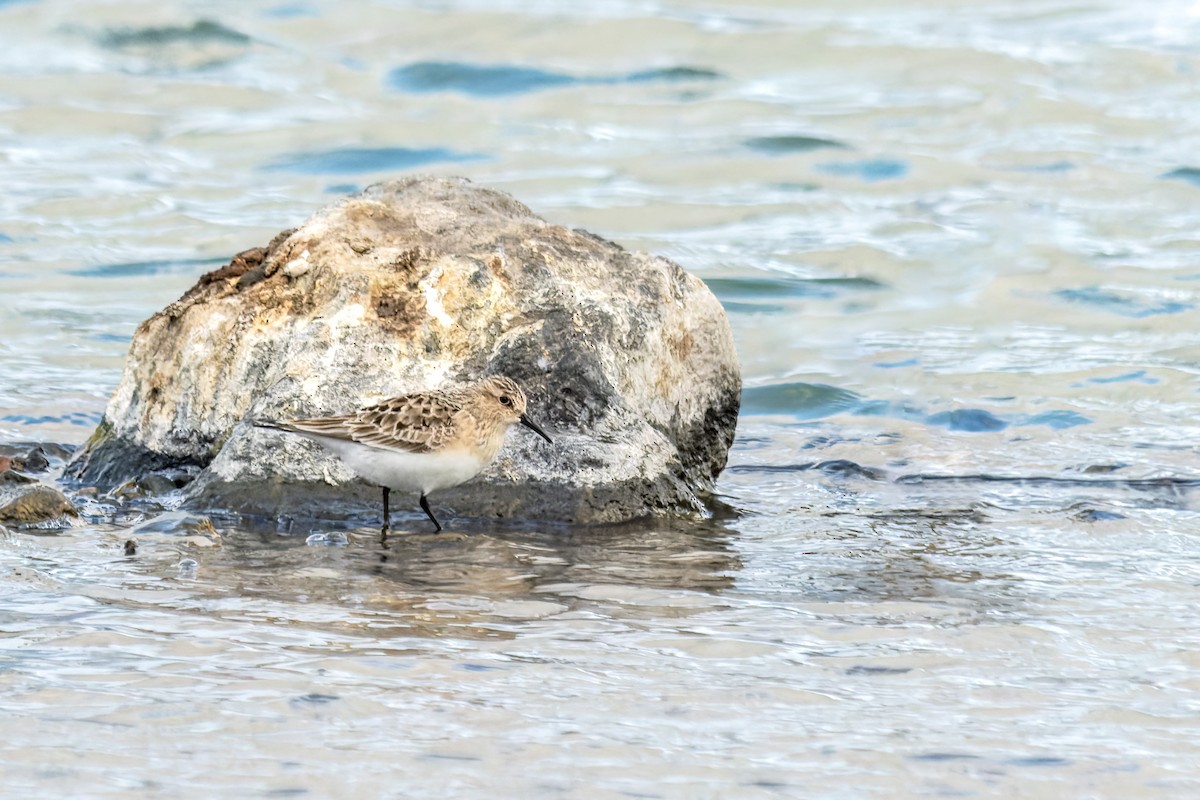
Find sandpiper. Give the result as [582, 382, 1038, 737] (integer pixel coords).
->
[259, 376, 552, 531]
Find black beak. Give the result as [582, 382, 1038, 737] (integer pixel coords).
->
[520, 413, 553, 444]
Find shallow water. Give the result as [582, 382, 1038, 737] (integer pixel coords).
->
[5, 0, 1200, 796]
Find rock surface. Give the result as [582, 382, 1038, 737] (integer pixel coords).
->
[0, 442, 71, 475]
[66, 176, 741, 524]
[0, 444, 77, 528]
[0, 478, 77, 528]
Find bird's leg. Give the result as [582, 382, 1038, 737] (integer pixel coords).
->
[381, 486, 391, 533]
[419, 493, 443, 532]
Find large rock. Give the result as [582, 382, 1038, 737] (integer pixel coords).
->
[66, 177, 741, 524]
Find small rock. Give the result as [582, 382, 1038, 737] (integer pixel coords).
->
[178, 517, 223, 548]
[0, 483, 78, 527]
[137, 473, 179, 496]
[0, 442, 71, 474]
[109, 479, 144, 501]
[21, 448, 50, 473]
[130, 512, 220, 540]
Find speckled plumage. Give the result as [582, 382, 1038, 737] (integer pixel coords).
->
[260, 376, 552, 531]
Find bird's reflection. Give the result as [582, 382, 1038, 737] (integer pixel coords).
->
[367, 514, 740, 595]
[174, 513, 742, 640]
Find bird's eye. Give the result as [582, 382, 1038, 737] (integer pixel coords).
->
[499, 395, 512, 407]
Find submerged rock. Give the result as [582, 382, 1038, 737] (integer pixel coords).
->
[0, 442, 71, 475]
[66, 176, 741, 524]
[0, 481, 77, 528]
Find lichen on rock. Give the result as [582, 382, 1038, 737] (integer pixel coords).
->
[66, 176, 741, 525]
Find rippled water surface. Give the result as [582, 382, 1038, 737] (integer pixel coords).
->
[5, 0, 1200, 796]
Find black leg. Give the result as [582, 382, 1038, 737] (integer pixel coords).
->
[381, 486, 391, 531]
[419, 493, 442, 532]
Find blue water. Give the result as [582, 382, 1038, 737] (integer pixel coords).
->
[264, 146, 485, 175]
[387, 61, 722, 96]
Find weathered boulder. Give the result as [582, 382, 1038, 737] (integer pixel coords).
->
[66, 176, 741, 524]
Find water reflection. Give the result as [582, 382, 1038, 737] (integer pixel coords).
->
[735, 497, 1020, 615]
[326, 515, 736, 594]
[808, 506, 1011, 603]
[80, 515, 744, 640]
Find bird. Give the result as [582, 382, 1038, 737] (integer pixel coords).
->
[258, 375, 552, 531]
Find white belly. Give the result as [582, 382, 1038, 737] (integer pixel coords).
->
[305, 435, 485, 494]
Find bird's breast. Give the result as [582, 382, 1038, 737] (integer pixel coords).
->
[310, 436, 485, 494]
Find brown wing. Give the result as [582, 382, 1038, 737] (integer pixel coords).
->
[285, 389, 466, 454]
